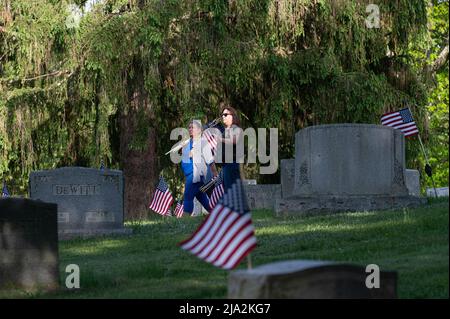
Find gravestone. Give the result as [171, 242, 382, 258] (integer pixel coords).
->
[405, 169, 421, 197]
[29, 167, 131, 239]
[244, 184, 281, 210]
[0, 198, 59, 291]
[426, 187, 449, 198]
[276, 124, 425, 215]
[280, 159, 295, 198]
[228, 260, 397, 299]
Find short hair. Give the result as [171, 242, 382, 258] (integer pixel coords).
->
[189, 119, 202, 129]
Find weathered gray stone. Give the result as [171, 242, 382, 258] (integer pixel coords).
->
[29, 167, 131, 239]
[228, 260, 397, 299]
[244, 184, 281, 210]
[280, 159, 295, 198]
[293, 124, 408, 196]
[276, 195, 426, 216]
[405, 169, 421, 197]
[0, 198, 59, 291]
[426, 187, 449, 198]
[277, 124, 425, 215]
[243, 179, 257, 185]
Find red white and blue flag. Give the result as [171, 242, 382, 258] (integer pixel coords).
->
[174, 201, 184, 218]
[203, 128, 219, 155]
[179, 179, 257, 270]
[380, 108, 419, 137]
[209, 173, 225, 209]
[149, 176, 174, 216]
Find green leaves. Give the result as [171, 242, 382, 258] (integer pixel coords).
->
[1, 0, 446, 193]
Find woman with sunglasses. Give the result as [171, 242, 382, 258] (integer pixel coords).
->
[217, 103, 243, 192]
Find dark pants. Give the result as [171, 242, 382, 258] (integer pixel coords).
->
[222, 163, 240, 193]
[183, 174, 211, 214]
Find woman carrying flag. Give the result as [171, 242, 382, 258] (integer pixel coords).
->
[181, 120, 218, 216]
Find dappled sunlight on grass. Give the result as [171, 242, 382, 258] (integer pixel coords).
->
[255, 213, 417, 237]
[61, 238, 130, 256]
[19, 199, 447, 299]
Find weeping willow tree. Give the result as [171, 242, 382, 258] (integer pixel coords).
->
[1, 0, 445, 219]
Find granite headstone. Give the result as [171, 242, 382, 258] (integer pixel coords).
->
[276, 124, 425, 215]
[29, 167, 131, 239]
[228, 260, 397, 299]
[0, 198, 59, 291]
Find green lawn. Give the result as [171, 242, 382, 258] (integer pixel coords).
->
[5, 199, 449, 299]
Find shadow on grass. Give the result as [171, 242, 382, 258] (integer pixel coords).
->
[17, 200, 448, 299]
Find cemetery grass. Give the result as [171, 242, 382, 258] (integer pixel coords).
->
[8, 199, 450, 299]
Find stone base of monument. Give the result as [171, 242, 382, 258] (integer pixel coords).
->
[0, 198, 59, 292]
[228, 260, 397, 299]
[58, 228, 133, 240]
[275, 195, 426, 216]
[244, 184, 281, 211]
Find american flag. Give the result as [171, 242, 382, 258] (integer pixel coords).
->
[380, 108, 419, 137]
[2, 181, 9, 198]
[209, 173, 225, 209]
[174, 201, 184, 218]
[203, 128, 220, 155]
[149, 176, 174, 216]
[179, 179, 257, 270]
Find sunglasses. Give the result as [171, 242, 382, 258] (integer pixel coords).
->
[222, 113, 232, 117]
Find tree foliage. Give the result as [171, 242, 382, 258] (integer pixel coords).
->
[0, 0, 447, 214]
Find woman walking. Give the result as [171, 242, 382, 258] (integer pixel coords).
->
[217, 103, 243, 192]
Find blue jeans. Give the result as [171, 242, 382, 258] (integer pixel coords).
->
[222, 163, 240, 193]
[183, 174, 211, 214]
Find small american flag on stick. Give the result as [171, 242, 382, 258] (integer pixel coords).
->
[380, 108, 419, 137]
[179, 179, 257, 270]
[149, 176, 174, 216]
[203, 128, 221, 155]
[209, 173, 225, 210]
[174, 201, 184, 218]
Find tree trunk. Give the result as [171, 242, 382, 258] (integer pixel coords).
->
[120, 59, 158, 220]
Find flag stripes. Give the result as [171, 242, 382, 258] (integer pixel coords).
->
[381, 108, 419, 137]
[209, 183, 224, 209]
[203, 128, 219, 155]
[174, 201, 184, 218]
[149, 176, 174, 216]
[179, 179, 257, 270]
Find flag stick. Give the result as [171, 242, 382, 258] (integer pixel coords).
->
[417, 134, 438, 198]
[405, 102, 438, 198]
[247, 254, 253, 270]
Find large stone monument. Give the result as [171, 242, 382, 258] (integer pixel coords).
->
[0, 198, 59, 291]
[228, 260, 397, 299]
[276, 124, 425, 215]
[29, 167, 131, 239]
